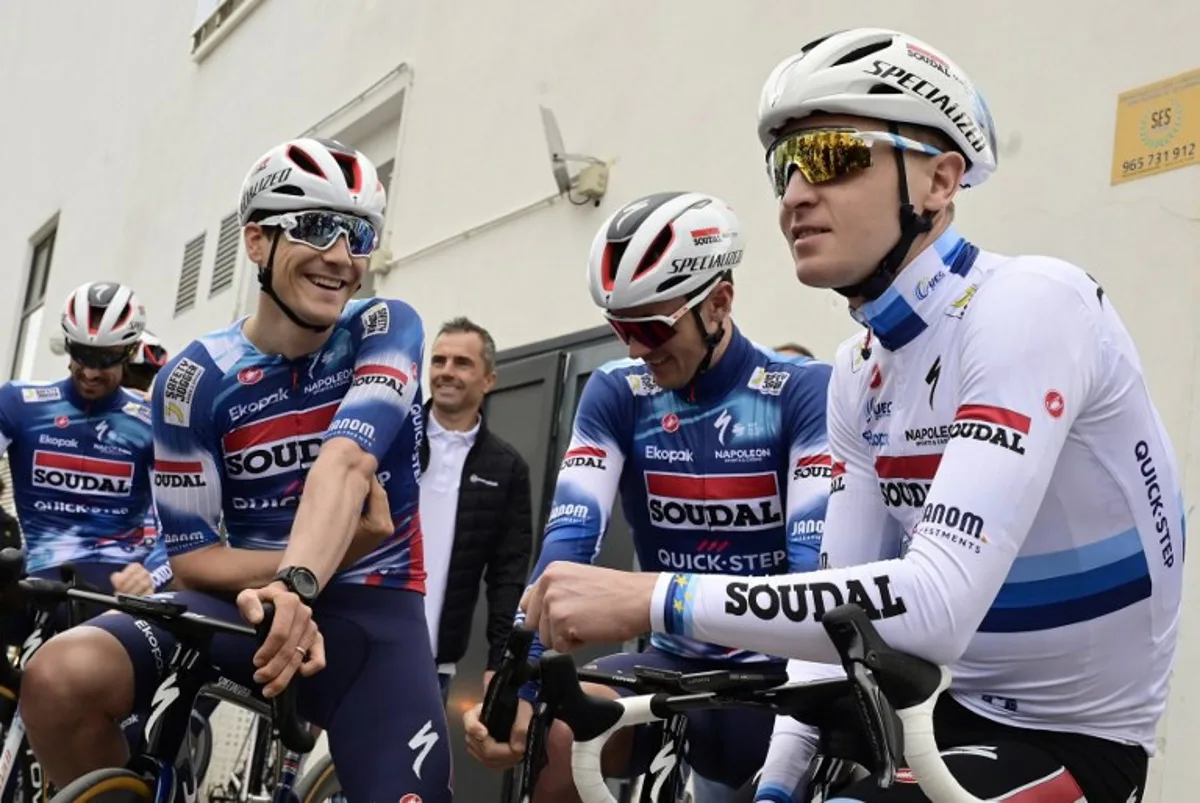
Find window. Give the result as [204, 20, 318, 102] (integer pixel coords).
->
[192, 0, 266, 60]
[210, 212, 240, 297]
[175, 233, 206, 316]
[11, 224, 56, 380]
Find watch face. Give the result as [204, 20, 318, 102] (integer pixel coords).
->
[288, 569, 319, 600]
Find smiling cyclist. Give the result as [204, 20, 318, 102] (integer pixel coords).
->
[519, 29, 1183, 803]
[19, 138, 451, 802]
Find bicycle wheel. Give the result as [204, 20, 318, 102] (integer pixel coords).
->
[49, 768, 152, 802]
[188, 708, 214, 785]
[292, 754, 343, 803]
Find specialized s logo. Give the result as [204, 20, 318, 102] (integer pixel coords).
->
[222, 402, 338, 478]
[408, 720, 439, 780]
[924, 356, 941, 408]
[950, 404, 1030, 455]
[561, 445, 606, 470]
[32, 451, 134, 497]
[646, 472, 782, 531]
[714, 409, 733, 445]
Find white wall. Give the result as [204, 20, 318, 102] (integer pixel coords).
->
[1, 0, 1198, 797]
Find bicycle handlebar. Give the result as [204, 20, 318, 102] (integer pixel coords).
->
[498, 604, 986, 803]
[0, 547, 315, 754]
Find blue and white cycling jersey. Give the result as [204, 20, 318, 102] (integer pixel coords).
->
[0, 377, 164, 578]
[527, 326, 832, 661]
[150, 298, 427, 590]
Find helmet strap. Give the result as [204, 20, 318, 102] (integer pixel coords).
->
[683, 306, 725, 392]
[257, 230, 333, 334]
[834, 122, 934, 302]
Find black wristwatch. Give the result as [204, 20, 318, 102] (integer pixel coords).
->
[272, 566, 320, 605]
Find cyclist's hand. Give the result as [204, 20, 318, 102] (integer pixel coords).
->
[339, 476, 392, 570]
[110, 563, 155, 596]
[463, 698, 532, 770]
[237, 581, 326, 698]
[522, 562, 655, 652]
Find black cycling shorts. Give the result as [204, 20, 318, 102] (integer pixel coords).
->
[829, 696, 1146, 803]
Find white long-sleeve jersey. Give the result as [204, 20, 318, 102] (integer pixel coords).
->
[654, 229, 1183, 758]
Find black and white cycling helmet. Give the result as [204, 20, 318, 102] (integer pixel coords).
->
[587, 192, 744, 311]
[60, 282, 146, 348]
[757, 28, 998, 188]
[238, 137, 386, 231]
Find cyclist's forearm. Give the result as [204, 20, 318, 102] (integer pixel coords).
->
[279, 438, 374, 589]
[170, 546, 283, 592]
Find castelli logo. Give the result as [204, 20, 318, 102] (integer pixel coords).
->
[662, 413, 680, 433]
[1044, 390, 1064, 419]
[55, 415, 69, 428]
[237, 367, 264, 386]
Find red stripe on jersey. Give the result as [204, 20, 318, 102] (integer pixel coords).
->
[353, 363, 409, 383]
[155, 460, 203, 473]
[954, 404, 1031, 434]
[34, 451, 133, 478]
[565, 446, 606, 459]
[1001, 766, 1084, 802]
[795, 453, 831, 468]
[222, 402, 339, 453]
[875, 454, 942, 479]
[646, 472, 778, 500]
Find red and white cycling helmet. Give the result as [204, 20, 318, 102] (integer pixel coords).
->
[130, 331, 168, 369]
[237, 137, 387, 231]
[587, 192, 744, 312]
[60, 282, 146, 348]
[757, 28, 998, 188]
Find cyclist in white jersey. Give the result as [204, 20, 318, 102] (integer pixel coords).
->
[520, 28, 1183, 803]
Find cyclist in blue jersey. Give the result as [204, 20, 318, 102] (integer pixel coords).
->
[0, 281, 168, 600]
[464, 192, 832, 803]
[21, 138, 452, 802]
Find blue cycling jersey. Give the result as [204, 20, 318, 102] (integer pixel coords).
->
[0, 377, 166, 578]
[526, 327, 832, 661]
[150, 298, 426, 590]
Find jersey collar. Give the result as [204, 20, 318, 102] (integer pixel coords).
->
[61, 376, 125, 412]
[850, 227, 979, 351]
[682, 325, 752, 404]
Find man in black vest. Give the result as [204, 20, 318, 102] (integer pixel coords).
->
[419, 317, 533, 703]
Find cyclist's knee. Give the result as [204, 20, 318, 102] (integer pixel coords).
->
[23, 625, 134, 728]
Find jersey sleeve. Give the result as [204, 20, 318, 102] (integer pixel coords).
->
[781, 361, 833, 571]
[152, 353, 225, 556]
[517, 369, 627, 698]
[324, 299, 424, 461]
[525, 369, 627, 582]
[650, 268, 1103, 667]
[821, 349, 904, 569]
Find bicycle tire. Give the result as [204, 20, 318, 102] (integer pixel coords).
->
[188, 709, 213, 785]
[292, 754, 341, 803]
[48, 768, 151, 803]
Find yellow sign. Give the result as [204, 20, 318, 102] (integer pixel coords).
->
[1111, 68, 1200, 184]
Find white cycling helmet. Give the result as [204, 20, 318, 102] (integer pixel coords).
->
[61, 282, 146, 348]
[130, 330, 168, 368]
[757, 28, 998, 188]
[237, 137, 386, 231]
[587, 192, 744, 311]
